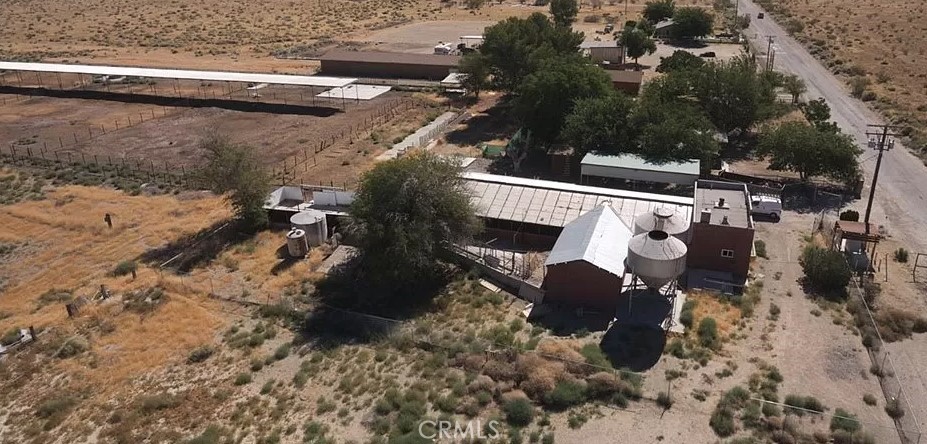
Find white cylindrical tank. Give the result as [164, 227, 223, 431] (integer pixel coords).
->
[290, 210, 328, 247]
[626, 230, 687, 289]
[633, 207, 690, 242]
[286, 228, 309, 258]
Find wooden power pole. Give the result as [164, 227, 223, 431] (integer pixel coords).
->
[863, 124, 901, 234]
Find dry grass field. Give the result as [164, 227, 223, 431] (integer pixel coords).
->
[755, 0, 927, 154]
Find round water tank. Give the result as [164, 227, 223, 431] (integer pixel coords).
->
[286, 228, 309, 258]
[290, 210, 328, 247]
[634, 207, 690, 241]
[626, 230, 687, 289]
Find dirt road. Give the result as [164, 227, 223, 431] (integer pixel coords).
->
[739, 0, 927, 254]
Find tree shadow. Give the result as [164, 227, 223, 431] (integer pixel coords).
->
[295, 255, 454, 348]
[136, 219, 255, 272]
[665, 39, 709, 49]
[599, 324, 666, 372]
[444, 103, 515, 147]
[528, 308, 613, 336]
[781, 183, 852, 213]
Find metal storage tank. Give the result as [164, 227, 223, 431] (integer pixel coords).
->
[626, 230, 687, 289]
[290, 210, 328, 247]
[286, 228, 309, 258]
[633, 207, 690, 242]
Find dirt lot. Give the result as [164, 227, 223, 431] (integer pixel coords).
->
[754, 0, 927, 153]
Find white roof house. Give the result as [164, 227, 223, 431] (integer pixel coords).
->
[545, 203, 633, 277]
[580, 153, 700, 186]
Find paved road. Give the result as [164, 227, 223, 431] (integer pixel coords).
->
[738, 0, 927, 253]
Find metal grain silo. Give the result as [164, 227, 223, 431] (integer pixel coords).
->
[626, 230, 687, 289]
[633, 207, 690, 242]
[286, 228, 309, 258]
[290, 210, 328, 247]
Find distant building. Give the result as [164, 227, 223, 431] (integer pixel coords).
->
[606, 70, 644, 95]
[687, 180, 755, 291]
[581, 41, 626, 65]
[317, 50, 461, 80]
[580, 153, 700, 186]
[653, 19, 677, 39]
[543, 203, 633, 312]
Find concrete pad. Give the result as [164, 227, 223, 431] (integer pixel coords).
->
[316, 84, 391, 100]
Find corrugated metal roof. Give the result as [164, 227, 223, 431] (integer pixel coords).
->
[0, 61, 356, 88]
[462, 172, 692, 228]
[581, 153, 700, 176]
[318, 50, 461, 67]
[607, 70, 644, 84]
[545, 203, 633, 276]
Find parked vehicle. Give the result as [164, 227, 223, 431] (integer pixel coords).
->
[757, 12, 765, 19]
[699, 51, 717, 58]
[751, 195, 782, 221]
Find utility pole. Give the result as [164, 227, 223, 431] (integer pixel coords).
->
[765, 36, 775, 71]
[863, 124, 901, 234]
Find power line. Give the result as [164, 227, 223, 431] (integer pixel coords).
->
[863, 124, 901, 234]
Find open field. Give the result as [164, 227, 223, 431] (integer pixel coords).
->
[753, 0, 927, 154]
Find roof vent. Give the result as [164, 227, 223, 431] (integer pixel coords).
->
[721, 215, 730, 225]
[700, 209, 711, 224]
[716, 197, 728, 209]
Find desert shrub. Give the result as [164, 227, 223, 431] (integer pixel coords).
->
[894, 248, 909, 263]
[544, 380, 587, 410]
[434, 394, 458, 413]
[0, 328, 21, 346]
[679, 300, 696, 329]
[769, 303, 781, 319]
[656, 391, 673, 409]
[800, 246, 851, 297]
[583, 14, 601, 23]
[849, 76, 869, 98]
[710, 408, 736, 437]
[586, 372, 623, 399]
[754, 240, 768, 259]
[830, 408, 860, 433]
[863, 394, 877, 406]
[139, 393, 179, 412]
[234, 372, 252, 386]
[783, 394, 825, 415]
[579, 343, 611, 370]
[698, 317, 720, 349]
[36, 288, 73, 307]
[763, 402, 782, 417]
[885, 399, 905, 419]
[57, 336, 89, 358]
[124, 287, 168, 314]
[112, 260, 137, 277]
[187, 345, 215, 364]
[874, 307, 927, 342]
[504, 398, 534, 426]
[35, 396, 77, 430]
[665, 338, 687, 359]
[839, 210, 860, 221]
[273, 343, 291, 360]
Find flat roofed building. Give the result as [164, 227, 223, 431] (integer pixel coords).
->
[581, 153, 700, 186]
[581, 41, 626, 65]
[687, 180, 755, 291]
[317, 50, 461, 81]
[606, 70, 644, 95]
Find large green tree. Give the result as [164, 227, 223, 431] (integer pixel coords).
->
[513, 56, 613, 145]
[458, 52, 491, 98]
[656, 50, 705, 73]
[618, 26, 657, 65]
[801, 98, 839, 133]
[562, 92, 636, 156]
[198, 133, 271, 232]
[671, 7, 714, 40]
[549, 0, 579, 27]
[643, 0, 675, 23]
[782, 73, 807, 103]
[351, 153, 480, 292]
[632, 97, 720, 164]
[690, 55, 773, 134]
[757, 121, 861, 182]
[477, 13, 584, 92]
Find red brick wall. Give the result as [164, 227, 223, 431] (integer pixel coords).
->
[687, 223, 754, 280]
[543, 261, 623, 313]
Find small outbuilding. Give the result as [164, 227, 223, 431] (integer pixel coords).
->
[653, 19, 677, 39]
[580, 153, 700, 186]
[606, 70, 644, 95]
[581, 41, 626, 65]
[317, 50, 461, 81]
[543, 203, 633, 312]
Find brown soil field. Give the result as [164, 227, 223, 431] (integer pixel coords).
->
[755, 0, 927, 153]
